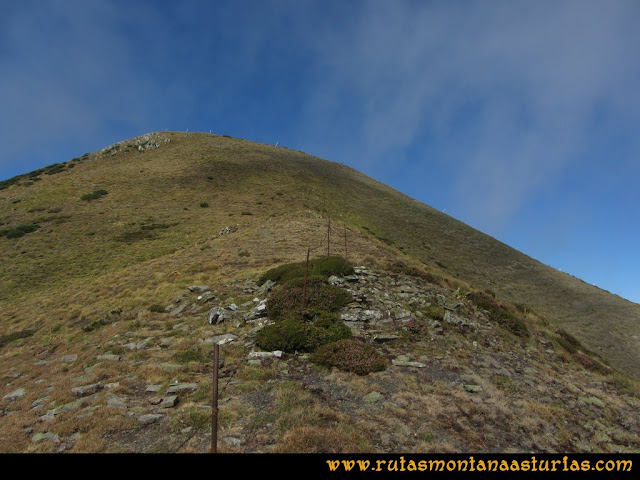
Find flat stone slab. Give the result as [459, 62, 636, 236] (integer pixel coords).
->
[146, 384, 162, 393]
[248, 350, 283, 358]
[464, 385, 483, 393]
[363, 391, 384, 403]
[160, 395, 179, 408]
[204, 333, 238, 345]
[138, 414, 164, 425]
[32, 432, 61, 444]
[97, 354, 120, 362]
[71, 383, 102, 397]
[3, 388, 26, 401]
[61, 355, 78, 363]
[47, 399, 83, 416]
[106, 394, 127, 409]
[188, 285, 211, 293]
[392, 360, 427, 368]
[166, 383, 198, 394]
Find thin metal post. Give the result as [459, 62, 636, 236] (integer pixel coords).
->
[302, 247, 310, 314]
[327, 215, 331, 257]
[211, 343, 219, 453]
[344, 226, 348, 261]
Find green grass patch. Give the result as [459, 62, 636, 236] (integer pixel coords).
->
[173, 348, 208, 364]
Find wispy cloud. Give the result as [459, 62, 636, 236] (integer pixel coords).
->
[296, 0, 640, 230]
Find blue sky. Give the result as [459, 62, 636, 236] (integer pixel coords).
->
[1, 0, 639, 303]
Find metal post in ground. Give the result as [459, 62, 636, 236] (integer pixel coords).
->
[302, 247, 310, 314]
[211, 343, 219, 453]
[344, 226, 348, 261]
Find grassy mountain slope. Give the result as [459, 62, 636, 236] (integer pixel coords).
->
[0, 132, 638, 453]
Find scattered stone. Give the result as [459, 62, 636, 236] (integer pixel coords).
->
[249, 350, 283, 358]
[146, 384, 162, 393]
[197, 292, 216, 303]
[136, 337, 155, 350]
[226, 303, 238, 311]
[97, 354, 120, 362]
[31, 396, 50, 410]
[104, 382, 120, 389]
[148, 397, 162, 405]
[392, 359, 427, 368]
[363, 391, 384, 403]
[170, 302, 189, 317]
[123, 343, 137, 350]
[166, 383, 198, 394]
[579, 396, 605, 408]
[160, 396, 179, 408]
[244, 300, 267, 321]
[138, 414, 164, 425]
[188, 285, 210, 293]
[3, 388, 26, 401]
[247, 359, 262, 366]
[203, 333, 238, 345]
[257, 279, 276, 295]
[464, 385, 483, 393]
[71, 383, 102, 398]
[47, 399, 83, 416]
[207, 307, 227, 325]
[61, 355, 78, 363]
[373, 334, 400, 343]
[222, 436, 244, 446]
[32, 432, 61, 444]
[106, 394, 127, 409]
[328, 275, 343, 286]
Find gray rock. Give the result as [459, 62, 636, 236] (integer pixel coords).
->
[31, 396, 50, 410]
[328, 275, 343, 286]
[106, 394, 127, 409]
[71, 383, 102, 397]
[392, 360, 427, 368]
[188, 285, 210, 293]
[47, 399, 83, 416]
[138, 414, 164, 425]
[464, 385, 483, 393]
[249, 350, 283, 358]
[257, 279, 276, 295]
[146, 384, 162, 393]
[207, 307, 227, 325]
[244, 300, 267, 321]
[222, 436, 244, 446]
[32, 432, 61, 444]
[97, 354, 120, 361]
[197, 292, 216, 303]
[225, 303, 238, 311]
[170, 302, 189, 317]
[62, 354, 78, 363]
[3, 388, 26, 401]
[363, 391, 384, 403]
[204, 333, 238, 345]
[166, 383, 198, 394]
[160, 395, 179, 408]
[136, 337, 155, 350]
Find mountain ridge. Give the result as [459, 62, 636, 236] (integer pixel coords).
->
[0, 131, 638, 453]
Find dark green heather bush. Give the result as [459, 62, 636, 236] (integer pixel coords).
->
[256, 317, 351, 353]
[267, 281, 351, 320]
[259, 256, 354, 284]
[467, 291, 529, 338]
[81, 189, 108, 201]
[1, 224, 41, 239]
[311, 338, 388, 375]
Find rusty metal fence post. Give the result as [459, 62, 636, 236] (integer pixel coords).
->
[211, 343, 219, 453]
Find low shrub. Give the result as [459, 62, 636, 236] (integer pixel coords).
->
[238, 250, 250, 257]
[260, 256, 354, 284]
[0, 329, 36, 349]
[267, 281, 351, 319]
[467, 291, 529, 338]
[1, 224, 40, 239]
[311, 338, 388, 375]
[556, 329, 582, 354]
[81, 189, 108, 201]
[200, 202, 209, 208]
[255, 315, 352, 353]
[149, 304, 166, 313]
